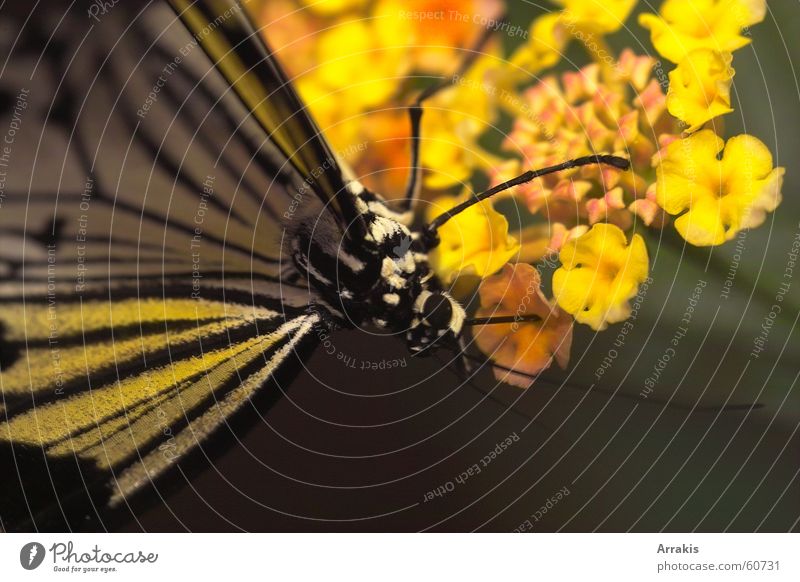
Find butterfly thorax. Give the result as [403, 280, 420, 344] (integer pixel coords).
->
[290, 181, 465, 354]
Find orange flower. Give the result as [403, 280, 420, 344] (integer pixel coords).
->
[255, 0, 507, 195]
[374, 0, 504, 73]
[355, 109, 412, 197]
[258, 0, 326, 77]
[473, 263, 573, 388]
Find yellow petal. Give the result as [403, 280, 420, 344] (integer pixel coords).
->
[298, 0, 369, 15]
[428, 194, 520, 283]
[655, 130, 724, 215]
[509, 12, 568, 78]
[673, 199, 727, 246]
[667, 49, 734, 131]
[553, 223, 649, 330]
[654, 131, 783, 245]
[558, 0, 638, 35]
[640, 0, 766, 63]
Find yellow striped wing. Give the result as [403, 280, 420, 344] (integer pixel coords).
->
[0, 292, 320, 530]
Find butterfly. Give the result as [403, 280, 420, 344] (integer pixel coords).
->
[0, 0, 628, 531]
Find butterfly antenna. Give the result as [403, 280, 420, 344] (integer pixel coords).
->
[422, 154, 630, 247]
[402, 15, 506, 208]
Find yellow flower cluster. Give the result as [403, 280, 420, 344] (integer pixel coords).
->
[420, 53, 505, 189]
[640, 0, 766, 63]
[557, 0, 638, 34]
[640, 0, 783, 246]
[507, 0, 638, 80]
[249, 0, 782, 387]
[655, 131, 784, 245]
[666, 49, 734, 132]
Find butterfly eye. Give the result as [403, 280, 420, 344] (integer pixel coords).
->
[422, 293, 453, 329]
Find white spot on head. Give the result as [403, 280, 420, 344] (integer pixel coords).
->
[381, 257, 407, 288]
[397, 253, 416, 273]
[367, 200, 414, 226]
[369, 215, 402, 243]
[382, 293, 400, 306]
[413, 252, 429, 263]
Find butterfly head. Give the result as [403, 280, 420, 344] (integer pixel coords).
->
[406, 290, 465, 355]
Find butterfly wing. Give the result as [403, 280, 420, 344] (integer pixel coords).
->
[167, 0, 365, 234]
[0, 1, 340, 530]
[0, 0, 348, 282]
[0, 295, 321, 531]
